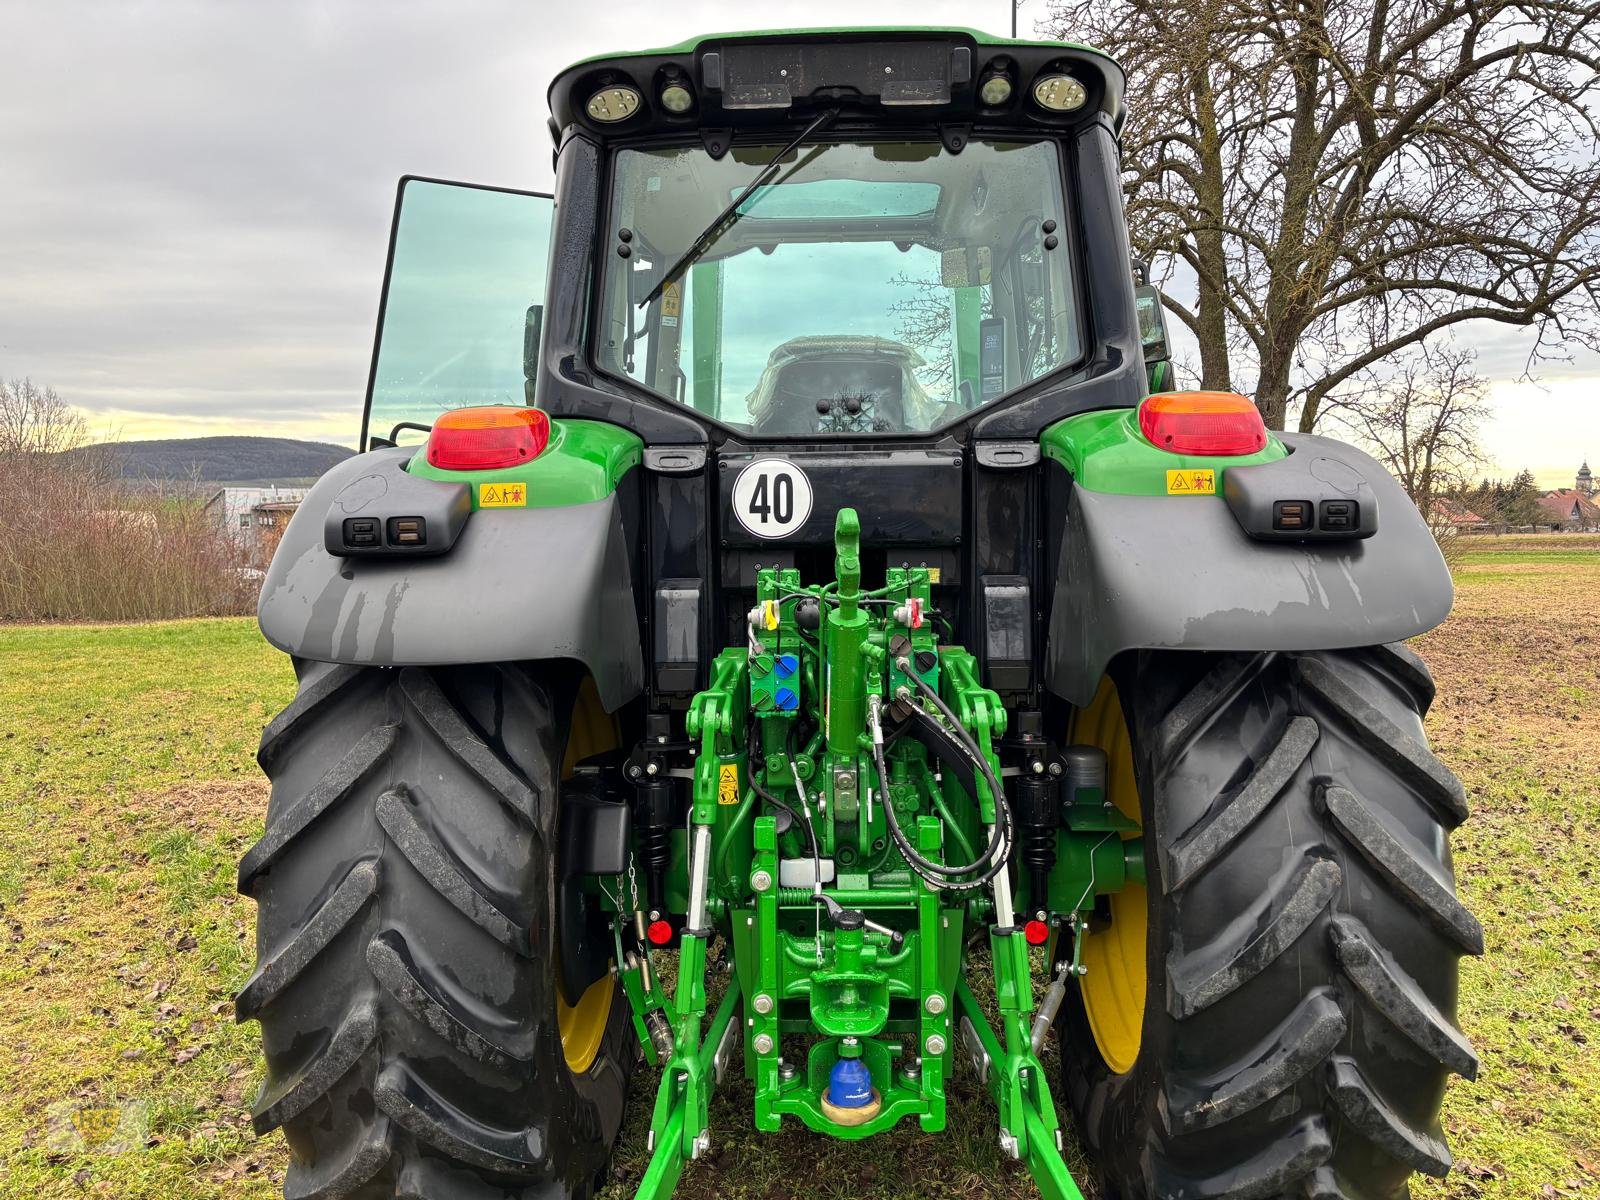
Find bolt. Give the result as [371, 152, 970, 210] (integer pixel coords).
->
[925, 993, 946, 1015]
[778, 1060, 798, 1082]
[926, 1034, 947, 1056]
[693, 1131, 711, 1159]
[999, 1132, 1020, 1159]
[753, 1033, 774, 1054]
[753, 993, 774, 1015]
[1049, 761, 1063, 777]
[752, 869, 773, 893]
[629, 765, 642, 779]
[899, 1057, 923, 1083]
[645, 761, 659, 776]
[1031, 760, 1045, 774]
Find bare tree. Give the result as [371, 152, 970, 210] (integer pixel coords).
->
[889, 271, 961, 395]
[1045, 0, 1600, 430]
[0, 377, 89, 455]
[1324, 341, 1487, 510]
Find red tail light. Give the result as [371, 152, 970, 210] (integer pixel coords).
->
[425, 406, 550, 471]
[1139, 392, 1268, 456]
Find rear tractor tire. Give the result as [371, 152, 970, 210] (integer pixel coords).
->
[1057, 646, 1482, 1200]
[238, 661, 634, 1200]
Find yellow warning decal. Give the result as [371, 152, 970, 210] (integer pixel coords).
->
[662, 281, 682, 318]
[479, 482, 528, 508]
[926, 567, 942, 584]
[1165, 469, 1216, 495]
[717, 762, 740, 806]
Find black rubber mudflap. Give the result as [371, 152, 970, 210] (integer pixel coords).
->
[239, 660, 633, 1200]
[1057, 644, 1481, 1200]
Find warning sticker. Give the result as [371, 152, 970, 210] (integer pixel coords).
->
[479, 482, 528, 508]
[661, 281, 682, 318]
[717, 762, 740, 806]
[1165, 469, 1216, 495]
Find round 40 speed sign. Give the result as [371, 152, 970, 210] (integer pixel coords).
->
[730, 458, 814, 539]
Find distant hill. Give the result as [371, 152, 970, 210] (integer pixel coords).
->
[72, 436, 355, 484]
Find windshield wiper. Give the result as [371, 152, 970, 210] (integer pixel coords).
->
[638, 106, 840, 309]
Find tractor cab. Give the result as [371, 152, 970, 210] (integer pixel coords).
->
[364, 30, 1140, 458]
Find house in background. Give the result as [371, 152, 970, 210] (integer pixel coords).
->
[1537, 462, 1600, 532]
[1429, 496, 1486, 535]
[203, 484, 308, 562]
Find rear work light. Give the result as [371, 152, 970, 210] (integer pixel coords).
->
[425, 406, 550, 471]
[1139, 392, 1269, 457]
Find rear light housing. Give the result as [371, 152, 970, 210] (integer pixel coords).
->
[1139, 392, 1269, 457]
[425, 406, 550, 471]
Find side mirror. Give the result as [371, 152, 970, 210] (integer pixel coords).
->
[523, 304, 544, 381]
[1134, 283, 1170, 364]
[940, 245, 992, 288]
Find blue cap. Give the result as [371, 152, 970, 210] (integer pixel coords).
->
[775, 654, 799, 679]
[775, 686, 798, 711]
[827, 1058, 874, 1109]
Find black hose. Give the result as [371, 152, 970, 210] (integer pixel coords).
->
[872, 708, 1013, 892]
[904, 667, 1012, 820]
[895, 670, 1018, 883]
[889, 705, 1010, 876]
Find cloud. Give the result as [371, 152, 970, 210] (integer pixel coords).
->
[1, 0, 1016, 444]
[3, 0, 1592, 465]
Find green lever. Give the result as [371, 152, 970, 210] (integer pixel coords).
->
[835, 507, 861, 618]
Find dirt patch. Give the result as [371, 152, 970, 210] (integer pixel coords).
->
[123, 780, 270, 841]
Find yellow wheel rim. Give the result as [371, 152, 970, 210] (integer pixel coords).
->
[555, 675, 618, 1076]
[1070, 676, 1147, 1076]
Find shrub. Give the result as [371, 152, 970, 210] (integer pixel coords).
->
[0, 378, 253, 622]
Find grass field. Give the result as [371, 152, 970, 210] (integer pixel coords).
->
[1, 543, 1596, 1199]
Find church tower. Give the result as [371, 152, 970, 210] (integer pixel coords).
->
[1579, 461, 1594, 498]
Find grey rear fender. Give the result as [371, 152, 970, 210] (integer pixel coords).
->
[258, 449, 644, 711]
[1044, 432, 1452, 706]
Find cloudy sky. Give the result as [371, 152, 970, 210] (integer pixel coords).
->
[1, 0, 1595, 487]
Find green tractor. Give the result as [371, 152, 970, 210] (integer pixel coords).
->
[240, 27, 1480, 1200]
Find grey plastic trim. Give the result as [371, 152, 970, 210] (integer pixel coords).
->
[1044, 433, 1452, 706]
[644, 446, 707, 473]
[258, 452, 644, 711]
[975, 441, 1041, 469]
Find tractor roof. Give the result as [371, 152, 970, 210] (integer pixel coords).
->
[559, 27, 1118, 72]
[548, 27, 1124, 138]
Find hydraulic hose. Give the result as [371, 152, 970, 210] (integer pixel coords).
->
[870, 696, 1013, 892]
[883, 709, 1010, 879]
